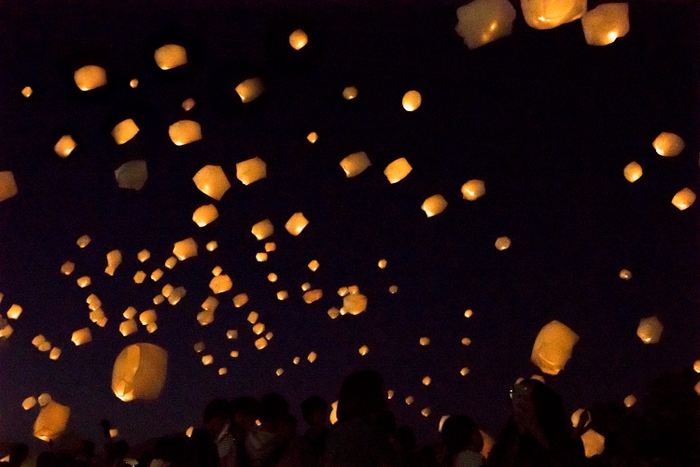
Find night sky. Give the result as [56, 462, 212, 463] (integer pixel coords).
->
[0, 0, 698, 453]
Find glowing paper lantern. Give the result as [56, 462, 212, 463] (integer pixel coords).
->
[619, 269, 632, 280]
[233, 294, 248, 308]
[581, 429, 605, 458]
[49, 347, 61, 360]
[672, 188, 696, 210]
[521, 0, 586, 29]
[169, 120, 202, 146]
[421, 408, 431, 417]
[531, 320, 579, 375]
[112, 119, 139, 145]
[301, 282, 311, 291]
[151, 269, 163, 282]
[460, 367, 470, 376]
[138, 250, 150, 262]
[624, 394, 637, 408]
[139, 310, 157, 326]
[358, 345, 369, 356]
[77, 276, 91, 288]
[115, 160, 148, 190]
[307, 352, 317, 363]
[153, 295, 165, 305]
[236, 157, 267, 185]
[464, 309, 473, 318]
[653, 132, 685, 157]
[422, 376, 431, 386]
[77, 235, 91, 248]
[38, 341, 51, 352]
[289, 29, 308, 50]
[112, 343, 168, 401]
[119, 319, 138, 337]
[6, 304, 22, 320]
[581, 3, 630, 46]
[32, 335, 46, 347]
[54, 135, 77, 158]
[389, 285, 398, 294]
[206, 241, 218, 251]
[384, 158, 412, 183]
[38, 393, 52, 406]
[461, 180, 486, 200]
[252, 323, 265, 335]
[34, 401, 70, 441]
[0, 325, 13, 338]
[194, 342, 205, 353]
[71, 327, 92, 346]
[230, 351, 239, 358]
[420, 337, 430, 346]
[87, 294, 101, 310]
[22, 86, 33, 98]
[303, 289, 323, 304]
[0, 171, 18, 202]
[637, 316, 663, 344]
[193, 165, 231, 200]
[168, 287, 186, 305]
[252, 219, 274, 240]
[340, 152, 371, 177]
[277, 291, 288, 300]
[226, 330, 238, 340]
[173, 238, 198, 260]
[105, 250, 122, 276]
[495, 236, 511, 250]
[165, 257, 178, 269]
[275, 368, 283, 376]
[255, 337, 268, 350]
[209, 275, 232, 294]
[59, 262, 74, 276]
[378, 259, 388, 269]
[235, 78, 265, 103]
[192, 205, 219, 227]
[133, 271, 146, 284]
[343, 293, 367, 315]
[402, 91, 422, 111]
[74, 65, 107, 91]
[327, 307, 340, 319]
[154, 44, 187, 70]
[455, 0, 517, 50]
[308, 260, 320, 271]
[147, 322, 158, 334]
[197, 309, 215, 326]
[623, 162, 642, 182]
[307, 132, 318, 143]
[422, 195, 448, 217]
[285, 212, 309, 235]
[212, 266, 222, 276]
[202, 297, 220, 312]
[571, 409, 590, 429]
[342, 86, 358, 100]
[130, 79, 139, 89]
[23, 397, 37, 410]
[253, 252, 267, 262]
[218, 368, 227, 375]
[247, 311, 259, 324]
[462, 338, 472, 346]
[182, 98, 195, 111]
[89, 309, 106, 324]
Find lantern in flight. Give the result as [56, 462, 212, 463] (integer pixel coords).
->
[192, 205, 219, 227]
[303, 289, 323, 304]
[531, 320, 579, 375]
[285, 212, 309, 235]
[581, 429, 605, 458]
[233, 294, 248, 308]
[119, 319, 137, 337]
[422, 195, 448, 217]
[112, 343, 168, 401]
[154, 45, 187, 70]
[455, 0, 517, 50]
[340, 152, 371, 177]
[653, 132, 685, 157]
[115, 160, 148, 190]
[672, 188, 695, 211]
[112, 119, 139, 145]
[235, 78, 265, 103]
[173, 238, 198, 260]
[105, 250, 122, 276]
[623, 162, 642, 183]
[54, 135, 77, 158]
[71, 328, 92, 346]
[22, 86, 33, 98]
[6, 304, 22, 320]
[384, 158, 412, 183]
[495, 236, 511, 250]
[193, 165, 231, 200]
[289, 29, 308, 50]
[343, 293, 368, 315]
[402, 91, 422, 111]
[461, 180, 485, 200]
[0, 171, 17, 202]
[34, 401, 70, 441]
[342, 86, 358, 100]
[236, 157, 267, 185]
[252, 219, 274, 240]
[520, 0, 586, 29]
[637, 316, 663, 344]
[74, 65, 107, 91]
[581, 3, 629, 46]
[169, 120, 202, 146]
[210, 275, 232, 294]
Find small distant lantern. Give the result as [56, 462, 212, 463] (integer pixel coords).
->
[268, 273, 278, 282]
[256, 252, 268, 262]
[580, 429, 605, 458]
[276, 368, 284, 376]
[460, 367, 470, 376]
[342, 86, 358, 100]
[112, 343, 167, 401]
[193, 165, 231, 201]
[340, 152, 371, 177]
[422, 376, 431, 386]
[153, 295, 165, 305]
[421, 195, 448, 217]
[6, 304, 22, 320]
[206, 241, 218, 251]
[672, 188, 696, 211]
[531, 320, 579, 375]
[455, 0, 517, 50]
[255, 337, 268, 350]
[182, 98, 195, 111]
[230, 351, 239, 358]
[693, 360, 700, 373]
[60, 261, 74, 276]
[277, 290, 289, 300]
[303, 289, 323, 304]
[307, 351, 317, 362]
[301, 282, 311, 291]
[74, 65, 107, 91]
[173, 238, 198, 260]
[150, 269, 163, 281]
[327, 307, 340, 319]
[133, 271, 146, 284]
[192, 204, 219, 227]
[165, 257, 178, 269]
[23, 397, 37, 410]
[343, 293, 368, 315]
[420, 337, 430, 346]
[21, 86, 33, 98]
[218, 368, 227, 376]
[521, 0, 587, 30]
[71, 327, 92, 346]
[421, 408, 431, 417]
[461, 180, 486, 200]
[76, 235, 91, 248]
[384, 158, 412, 183]
[464, 309, 473, 318]
[378, 259, 388, 269]
[637, 316, 663, 344]
[38, 393, 52, 406]
[115, 160, 148, 190]
[129, 79, 139, 89]
[233, 294, 249, 308]
[581, 3, 630, 46]
[54, 135, 77, 158]
[653, 132, 685, 157]
[252, 219, 274, 240]
[49, 347, 61, 360]
[252, 323, 265, 335]
[197, 309, 215, 326]
[247, 311, 259, 324]
[619, 269, 632, 280]
[169, 120, 202, 146]
[461, 338, 472, 346]
[0, 171, 18, 202]
[235, 78, 265, 103]
[119, 319, 138, 337]
[624, 394, 637, 408]
[209, 275, 232, 294]
[226, 330, 238, 340]
[289, 29, 308, 50]
[495, 236, 511, 251]
[389, 285, 398, 294]
[33, 401, 70, 441]
[138, 250, 150, 262]
[77, 276, 91, 288]
[285, 212, 309, 235]
[112, 119, 140, 145]
[293, 357, 300, 365]
[308, 260, 320, 271]
[139, 310, 157, 326]
[154, 44, 187, 70]
[358, 345, 369, 356]
[236, 157, 267, 185]
[623, 162, 642, 183]
[105, 249, 122, 276]
[123, 307, 137, 319]
[307, 132, 318, 143]
[402, 91, 422, 111]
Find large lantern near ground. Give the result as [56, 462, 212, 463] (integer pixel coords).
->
[531, 320, 579, 375]
[34, 401, 70, 441]
[112, 343, 168, 402]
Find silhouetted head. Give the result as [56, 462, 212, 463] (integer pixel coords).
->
[301, 396, 328, 427]
[114, 440, 129, 460]
[441, 415, 482, 458]
[203, 398, 230, 435]
[337, 369, 387, 422]
[259, 393, 289, 424]
[511, 379, 570, 440]
[230, 396, 260, 431]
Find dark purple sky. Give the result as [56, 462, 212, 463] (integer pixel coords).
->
[0, 0, 697, 453]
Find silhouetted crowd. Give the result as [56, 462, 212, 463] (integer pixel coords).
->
[8, 368, 700, 467]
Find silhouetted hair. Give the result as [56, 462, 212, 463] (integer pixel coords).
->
[114, 440, 129, 459]
[203, 398, 230, 423]
[524, 380, 571, 440]
[186, 429, 219, 467]
[337, 369, 387, 422]
[230, 396, 260, 418]
[441, 415, 481, 458]
[259, 393, 289, 423]
[301, 396, 328, 425]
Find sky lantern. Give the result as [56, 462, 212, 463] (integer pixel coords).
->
[464, 309, 473, 318]
[460, 367, 470, 376]
[71, 327, 92, 346]
[137, 250, 150, 262]
[192, 204, 219, 227]
[169, 120, 202, 146]
[343, 293, 367, 315]
[202, 296, 219, 312]
[226, 330, 238, 341]
[672, 188, 695, 210]
[123, 306, 137, 319]
[194, 342, 205, 353]
[422, 376, 431, 386]
[22, 86, 32, 98]
[105, 249, 122, 276]
[23, 397, 37, 410]
[168, 287, 186, 305]
[378, 259, 387, 269]
[235, 78, 265, 103]
[624, 394, 637, 408]
[289, 29, 308, 50]
[285, 212, 309, 235]
[252, 323, 265, 335]
[233, 293, 248, 308]
[571, 408, 590, 429]
[33, 401, 70, 441]
[422, 195, 448, 217]
[327, 307, 340, 319]
[389, 285, 398, 294]
[112, 119, 140, 145]
[384, 158, 412, 183]
[154, 44, 187, 70]
[139, 309, 157, 326]
[212, 266, 222, 276]
[49, 347, 61, 360]
[119, 319, 137, 337]
[581, 429, 605, 458]
[210, 275, 232, 294]
[461, 180, 486, 200]
[308, 260, 320, 271]
[252, 219, 274, 240]
[255, 337, 268, 350]
[218, 368, 227, 376]
[342, 86, 358, 100]
[303, 289, 323, 304]
[307, 132, 318, 143]
[32, 335, 46, 347]
[76, 235, 91, 248]
[182, 98, 195, 111]
[115, 160, 148, 190]
[581, 3, 630, 46]
[621, 162, 643, 183]
[165, 257, 178, 269]
[495, 236, 511, 250]
[77, 276, 91, 288]
[402, 91, 422, 111]
[277, 290, 289, 300]
[6, 304, 22, 320]
[520, 0, 586, 29]
[0, 171, 18, 202]
[694, 360, 700, 373]
[265, 242, 277, 252]
[247, 311, 259, 324]
[652, 132, 685, 157]
[455, 0, 517, 50]
[130, 79, 139, 88]
[420, 337, 430, 346]
[153, 294, 165, 305]
[358, 345, 369, 356]
[206, 241, 218, 252]
[197, 309, 215, 326]
[38, 393, 52, 406]
[256, 252, 268, 262]
[340, 151, 371, 177]
[236, 157, 267, 185]
[38, 341, 52, 352]
[74, 65, 107, 91]
[112, 343, 168, 402]
[133, 271, 146, 284]
[173, 237, 198, 260]
[193, 165, 231, 200]
[531, 320, 579, 375]
[0, 325, 13, 339]
[301, 282, 311, 291]
[637, 316, 663, 344]
[619, 269, 632, 280]
[54, 135, 77, 158]
[307, 352, 317, 363]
